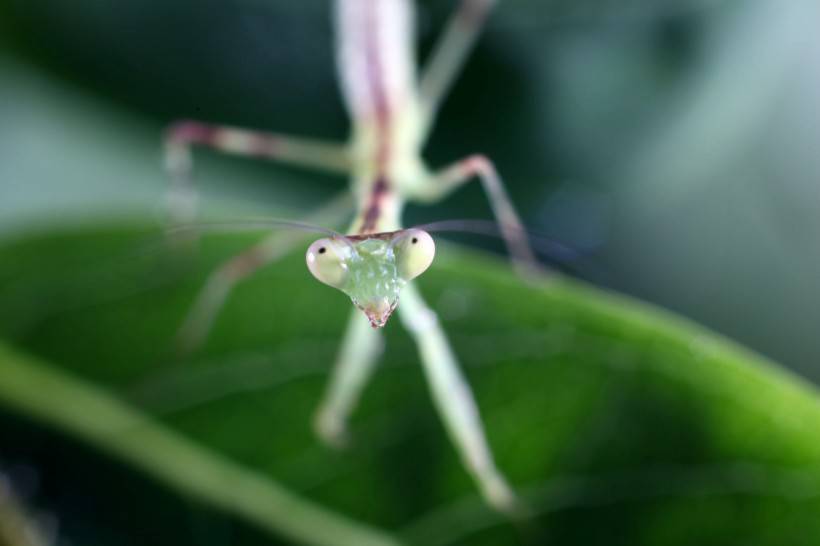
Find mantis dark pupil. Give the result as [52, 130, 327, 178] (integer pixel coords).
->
[319, 247, 326, 254]
[412, 238, 418, 244]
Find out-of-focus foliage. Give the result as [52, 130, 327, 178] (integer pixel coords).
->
[2, 226, 820, 546]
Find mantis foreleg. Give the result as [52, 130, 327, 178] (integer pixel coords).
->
[314, 310, 384, 448]
[397, 283, 519, 514]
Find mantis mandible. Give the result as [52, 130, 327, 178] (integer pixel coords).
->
[164, 0, 537, 514]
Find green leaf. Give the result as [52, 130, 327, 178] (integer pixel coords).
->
[1, 225, 819, 546]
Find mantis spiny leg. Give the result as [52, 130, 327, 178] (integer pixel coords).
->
[397, 283, 519, 515]
[164, 120, 351, 227]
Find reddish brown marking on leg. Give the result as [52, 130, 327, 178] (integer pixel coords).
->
[461, 154, 492, 176]
[250, 134, 281, 156]
[166, 120, 216, 145]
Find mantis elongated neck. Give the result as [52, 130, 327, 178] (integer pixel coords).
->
[348, 172, 403, 235]
[344, 1, 407, 237]
[338, 0, 417, 236]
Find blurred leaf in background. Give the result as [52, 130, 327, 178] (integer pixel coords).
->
[3, 227, 820, 546]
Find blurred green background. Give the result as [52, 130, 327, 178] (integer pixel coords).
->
[2, 1, 820, 545]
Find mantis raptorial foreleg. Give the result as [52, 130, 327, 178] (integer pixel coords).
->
[176, 192, 353, 353]
[164, 120, 351, 227]
[397, 283, 517, 514]
[418, 0, 497, 136]
[425, 154, 538, 273]
[314, 310, 384, 448]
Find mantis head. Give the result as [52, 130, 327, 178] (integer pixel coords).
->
[306, 229, 435, 327]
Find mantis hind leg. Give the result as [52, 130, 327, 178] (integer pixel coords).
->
[397, 283, 521, 515]
[314, 310, 384, 448]
[418, 0, 497, 138]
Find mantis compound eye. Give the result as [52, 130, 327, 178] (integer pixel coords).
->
[306, 237, 351, 289]
[394, 229, 435, 281]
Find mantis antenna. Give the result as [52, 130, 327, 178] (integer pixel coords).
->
[164, 218, 357, 252]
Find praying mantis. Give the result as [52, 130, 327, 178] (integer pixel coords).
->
[164, 0, 538, 515]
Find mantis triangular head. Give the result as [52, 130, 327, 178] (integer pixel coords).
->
[306, 229, 435, 327]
